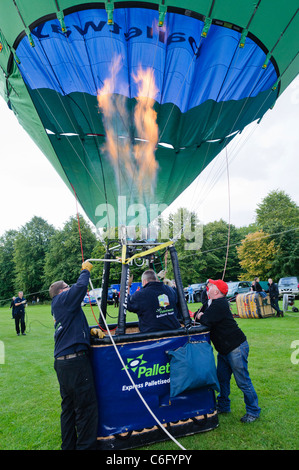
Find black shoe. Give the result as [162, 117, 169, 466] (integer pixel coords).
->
[240, 414, 259, 423]
[22, 333, 26, 336]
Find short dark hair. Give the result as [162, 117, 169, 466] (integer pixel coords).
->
[49, 280, 67, 299]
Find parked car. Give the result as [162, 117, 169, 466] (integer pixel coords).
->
[82, 287, 102, 306]
[82, 286, 115, 306]
[226, 281, 251, 300]
[278, 277, 299, 296]
[184, 283, 206, 303]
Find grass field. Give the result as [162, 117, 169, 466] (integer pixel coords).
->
[0, 300, 298, 450]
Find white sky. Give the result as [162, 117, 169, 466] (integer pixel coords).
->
[0, 76, 298, 237]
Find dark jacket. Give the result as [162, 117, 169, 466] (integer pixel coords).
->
[127, 281, 181, 333]
[51, 269, 91, 358]
[268, 282, 279, 299]
[14, 297, 26, 315]
[252, 281, 262, 292]
[199, 296, 246, 355]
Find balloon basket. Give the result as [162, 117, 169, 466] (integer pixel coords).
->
[236, 293, 275, 318]
[90, 326, 218, 450]
[87, 238, 218, 449]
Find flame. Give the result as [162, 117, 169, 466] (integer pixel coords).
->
[97, 56, 130, 179]
[133, 66, 159, 194]
[97, 56, 159, 202]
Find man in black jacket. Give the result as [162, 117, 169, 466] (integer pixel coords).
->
[127, 269, 181, 333]
[49, 261, 100, 450]
[268, 278, 283, 317]
[195, 279, 261, 423]
[14, 292, 27, 335]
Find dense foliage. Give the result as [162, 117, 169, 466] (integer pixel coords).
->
[0, 190, 298, 304]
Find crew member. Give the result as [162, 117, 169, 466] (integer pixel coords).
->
[14, 291, 27, 335]
[268, 278, 283, 317]
[127, 269, 181, 333]
[49, 261, 103, 450]
[195, 279, 261, 423]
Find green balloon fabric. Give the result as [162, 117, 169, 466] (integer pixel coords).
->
[0, 1, 297, 228]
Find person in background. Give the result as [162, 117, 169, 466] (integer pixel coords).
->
[251, 277, 266, 297]
[49, 261, 104, 450]
[187, 284, 194, 303]
[200, 282, 210, 311]
[14, 292, 27, 336]
[10, 296, 16, 319]
[268, 278, 283, 317]
[195, 279, 261, 423]
[113, 289, 119, 308]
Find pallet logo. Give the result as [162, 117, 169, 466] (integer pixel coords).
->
[122, 354, 170, 379]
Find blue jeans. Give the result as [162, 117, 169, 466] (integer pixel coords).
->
[216, 341, 261, 417]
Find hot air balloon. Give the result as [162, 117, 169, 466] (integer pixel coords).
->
[0, 0, 298, 230]
[0, 0, 298, 450]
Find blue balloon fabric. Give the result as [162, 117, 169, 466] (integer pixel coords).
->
[17, 7, 277, 112]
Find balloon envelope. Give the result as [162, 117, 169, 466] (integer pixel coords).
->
[0, 1, 298, 228]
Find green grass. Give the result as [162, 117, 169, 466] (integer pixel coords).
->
[0, 300, 298, 450]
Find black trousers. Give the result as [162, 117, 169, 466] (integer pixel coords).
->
[270, 296, 282, 315]
[14, 312, 25, 334]
[54, 353, 98, 450]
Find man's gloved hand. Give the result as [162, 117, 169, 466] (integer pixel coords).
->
[90, 328, 105, 339]
[82, 261, 93, 272]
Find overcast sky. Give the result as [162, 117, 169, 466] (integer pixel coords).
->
[0, 76, 298, 237]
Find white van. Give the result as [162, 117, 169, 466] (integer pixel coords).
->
[278, 277, 299, 296]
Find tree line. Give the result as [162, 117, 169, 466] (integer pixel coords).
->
[0, 190, 298, 305]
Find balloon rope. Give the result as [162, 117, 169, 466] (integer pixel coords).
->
[70, 183, 84, 263]
[71, 184, 109, 332]
[88, 276, 187, 451]
[71, 188, 186, 451]
[222, 147, 231, 280]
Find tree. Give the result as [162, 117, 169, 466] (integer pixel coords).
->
[237, 230, 278, 280]
[255, 190, 299, 278]
[89, 239, 124, 288]
[195, 220, 243, 282]
[13, 217, 56, 297]
[43, 215, 97, 292]
[256, 190, 299, 234]
[156, 214, 243, 285]
[158, 208, 203, 286]
[0, 230, 18, 302]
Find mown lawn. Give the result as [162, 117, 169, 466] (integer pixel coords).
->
[0, 300, 298, 450]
